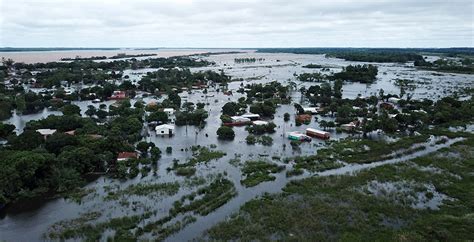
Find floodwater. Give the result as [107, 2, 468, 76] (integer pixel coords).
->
[0, 48, 242, 64]
[0, 51, 473, 241]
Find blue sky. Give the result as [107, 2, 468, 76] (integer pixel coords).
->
[1, 0, 473, 48]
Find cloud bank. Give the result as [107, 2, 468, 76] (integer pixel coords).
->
[0, 0, 473, 47]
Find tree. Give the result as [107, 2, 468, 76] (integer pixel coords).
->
[0, 123, 15, 138]
[7, 130, 44, 150]
[45, 133, 79, 154]
[294, 103, 304, 115]
[222, 102, 240, 116]
[85, 105, 96, 117]
[319, 120, 328, 130]
[150, 147, 161, 160]
[217, 126, 235, 140]
[136, 141, 150, 154]
[284, 113, 290, 122]
[246, 135, 256, 144]
[62, 104, 81, 116]
[147, 111, 168, 123]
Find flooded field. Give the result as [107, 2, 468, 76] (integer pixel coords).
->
[0, 51, 473, 241]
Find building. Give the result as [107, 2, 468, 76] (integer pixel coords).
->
[109, 91, 126, 100]
[155, 124, 175, 136]
[252, 120, 269, 126]
[303, 107, 319, 114]
[163, 108, 176, 123]
[36, 129, 57, 139]
[388, 97, 401, 104]
[341, 122, 357, 132]
[117, 152, 138, 161]
[242, 114, 260, 121]
[287, 131, 312, 141]
[163, 108, 175, 116]
[229, 116, 251, 126]
[296, 114, 312, 124]
[306, 128, 330, 139]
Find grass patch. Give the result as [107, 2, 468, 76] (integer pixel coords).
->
[240, 160, 285, 187]
[171, 177, 237, 216]
[205, 135, 474, 241]
[104, 182, 180, 201]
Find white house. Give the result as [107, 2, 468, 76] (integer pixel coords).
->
[303, 107, 319, 114]
[163, 108, 176, 123]
[163, 108, 175, 116]
[252, 120, 269, 126]
[36, 129, 57, 139]
[155, 124, 175, 136]
[388, 97, 401, 104]
[242, 114, 260, 120]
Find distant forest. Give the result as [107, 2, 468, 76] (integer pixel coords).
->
[257, 48, 474, 62]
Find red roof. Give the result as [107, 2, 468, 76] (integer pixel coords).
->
[117, 152, 138, 160]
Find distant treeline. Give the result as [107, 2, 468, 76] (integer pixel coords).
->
[61, 53, 157, 61]
[415, 57, 474, 74]
[298, 64, 378, 84]
[257, 48, 474, 62]
[234, 58, 265, 63]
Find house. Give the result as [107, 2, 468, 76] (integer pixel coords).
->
[64, 130, 76, 135]
[388, 97, 401, 104]
[163, 108, 175, 116]
[341, 123, 357, 131]
[242, 114, 260, 121]
[109, 91, 126, 100]
[380, 102, 395, 110]
[303, 107, 319, 114]
[163, 108, 176, 123]
[117, 152, 138, 161]
[64, 87, 75, 95]
[296, 114, 312, 124]
[155, 124, 175, 136]
[287, 131, 312, 141]
[36, 129, 56, 139]
[306, 128, 330, 139]
[252, 120, 269, 126]
[230, 116, 251, 125]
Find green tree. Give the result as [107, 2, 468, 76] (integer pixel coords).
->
[217, 126, 235, 140]
[62, 104, 81, 116]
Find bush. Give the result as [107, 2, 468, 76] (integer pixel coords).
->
[246, 135, 256, 145]
[217, 126, 235, 140]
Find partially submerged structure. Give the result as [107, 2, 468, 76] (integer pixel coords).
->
[306, 128, 330, 139]
[155, 124, 175, 136]
[287, 131, 312, 141]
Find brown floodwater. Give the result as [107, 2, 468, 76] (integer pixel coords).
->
[0, 48, 241, 64]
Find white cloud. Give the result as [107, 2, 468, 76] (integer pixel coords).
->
[0, 0, 472, 47]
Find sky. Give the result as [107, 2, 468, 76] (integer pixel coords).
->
[0, 0, 473, 48]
